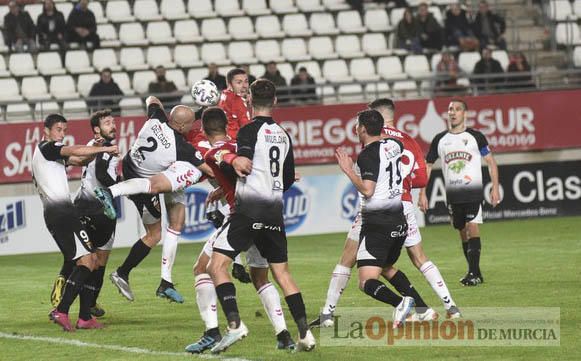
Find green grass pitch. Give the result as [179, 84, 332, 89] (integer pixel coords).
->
[1, 216, 579, 361]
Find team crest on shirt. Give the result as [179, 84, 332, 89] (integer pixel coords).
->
[213, 149, 231, 164]
[463, 138, 468, 146]
[195, 150, 203, 160]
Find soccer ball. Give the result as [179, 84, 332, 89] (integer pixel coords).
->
[191, 80, 220, 107]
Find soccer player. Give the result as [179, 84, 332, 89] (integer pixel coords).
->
[335, 109, 414, 329]
[419, 99, 500, 286]
[185, 107, 295, 353]
[218, 68, 250, 140]
[95, 96, 213, 302]
[33, 114, 118, 331]
[207, 79, 316, 353]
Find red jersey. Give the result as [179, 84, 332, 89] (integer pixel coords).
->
[218, 89, 250, 139]
[382, 126, 427, 202]
[187, 119, 211, 156]
[203, 140, 237, 210]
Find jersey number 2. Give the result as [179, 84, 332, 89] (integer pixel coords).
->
[137, 137, 158, 160]
[386, 157, 402, 187]
[269, 146, 280, 177]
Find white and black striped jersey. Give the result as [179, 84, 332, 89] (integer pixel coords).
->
[235, 116, 295, 224]
[357, 138, 405, 224]
[123, 103, 204, 179]
[32, 141, 72, 208]
[426, 128, 491, 204]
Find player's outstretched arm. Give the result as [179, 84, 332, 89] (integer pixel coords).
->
[64, 145, 119, 166]
[483, 154, 500, 207]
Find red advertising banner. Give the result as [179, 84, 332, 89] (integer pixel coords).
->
[2, 90, 581, 184]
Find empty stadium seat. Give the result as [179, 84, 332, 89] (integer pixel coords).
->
[174, 45, 204, 67]
[323, 59, 353, 82]
[392, 80, 419, 97]
[390, 8, 406, 29]
[337, 11, 366, 33]
[574, 46, 581, 66]
[188, 0, 216, 18]
[255, 16, 285, 38]
[376, 56, 407, 81]
[277, 63, 295, 83]
[492, 50, 510, 71]
[65, 50, 93, 74]
[335, 35, 364, 58]
[119, 23, 148, 46]
[297, 0, 325, 12]
[120, 48, 149, 71]
[62, 100, 89, 119]
[134, 0, 162, 21]
[21, 76, 50, 101]
[187, 68, 208, 86]
[35, 102, 60, 120]
[228, 42, 258, 64]
[282, 38, 311, 61]
[555, 22, 581, 45]
[310, 13, 340, 36]
[548, 0, 575, 21]
[270, 0, 298, 14]
[309, 37, 338, 60]
[365, 9, 392, 32]
[362, 33, 391, 56]
[350, 58, 380, 82]
[229, 17, 258, 40]
[37, 52, 66, 76]
[55, 2, 73, 20]
[9, 53, 37, 76]
[6, 103, 32, 122]
[365, 82, 391, 98]
[147, 46, 176, 68]
[160, 0, 189, 20]
[242, 0, 271, 15]
[119, 97, 145, 116]
[0, 35, 8, 53]
[174, 20, 203, 43]
[215, 0, 245, 17]
[77, 73, 100, 97]
[97, 24, 121, 47]
[106, 0, 135, 23]
[404, 55, 431, 78]
[0, 6, 9, 28]
[147, 21, 176, 44]
[166, 69, 187, 91]
[338, 84, 364, 102]
[0, 78, 23, 102]
[283, 14, 313, 37]
[323, 0, 350, 10]
[0, 56, 9, 77]
[458, 51, 482, 74]
[112, 72, 135, 95]
[255, 40, 285, 63]
[249, 63, 265, 77]
[202, 18, 231, 41]
[133, 70, 157, 94]
[92, 48, 121, 72]
[50, 75, 79, 100]
[24, 4, 43, 22]
[430, 53, 442, 70]
[201, 43, 230, 65]
[88, 1, 107, 24]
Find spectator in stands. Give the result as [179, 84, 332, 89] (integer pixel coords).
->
[149, 65, 180, 107]
[435, 50, 465, 94]
[417, 2, 443, 52]
[290, 67, 318, 102]
[472, 48, 504, 90]
[66, 0, 100, 49]
[261, 61, 288, 102]
[240, 64, 256, 85]
[473, 1, 506, 50]
[3, 0, 36, 53]
[37, 0, 67, 52]
[205, 63, 227, 91]
[507, 52, 535, 88]
[396, 8, 422, 53]
[445, 2, 479, 51]
[88, 68, 124, 113]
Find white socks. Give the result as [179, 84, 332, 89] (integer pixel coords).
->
[323, 264, 351, 315]
[110, 178, 151, 198]
[257, 283, 287, 335]
[420, 261, 455, 310]
[161, 228, 180, 283]
[194, 273, 218, 330]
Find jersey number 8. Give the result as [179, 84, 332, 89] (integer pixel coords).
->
[269, 146, 280, 177]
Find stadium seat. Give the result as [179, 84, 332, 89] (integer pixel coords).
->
[376, 56, 407, 81]
[242, 0, 271, 15]
[180, 94, 195, 105]
[309, 36, 338, 60]
[337, 11, 366, 34]
[112, 72, 135, 95]
[35, 101, 60, 120]
[492, 50, 510, 71]
[174, 45, 204, 68]
[362, 33, 391, 56]
[228, 42, 258, 64]
[119, 97, 145, 116]
[215, 0, 245, 17]
[335, 35, 364, 58]
[147, 46, 176, 68]
[188, 0, 216, 18]
[9, 53, 37, 76]
[430, 53, 442, 71]
[255, 40, 285, 63]
[174, 20, 203, 43]
[0, 35, 8, 53]
[393, 80, 419, 97]
[390, 8, 406, 29]
[24, 4, 43, 22]
[458, 51, 482, 74]
[338, 84, 363, 102]
[428, 6, 444, 25]
[432, 0, 457, 4]
[365, 82, 391, 99]
[365, 9, 392, 32]
[88, 1, 107, 24]
[404, 55, 431, 78]
[574, 46, 581, 66]
[277, 63, 295, 84]
[0, 78, 23, 102]
[50, 75, 79, 100]
[317, 85, 336, 103]
[120, 48, 149, 71]
[270, 0, 298, 14]
[323, 0, 350, 11]
[255, 16, 285, 38]
[310, 13, 340, 35]
[37, 52, 66, 76]
[97, 24, 121, 47]
[229, 17, 258, 40]
[322, 59, 353, 83]
[283, 14, 313, 37]
[555, 22, 581, 45]
[166, 69, 187, 91]
[0, 56, 9, 77]
[21, 77, 51, 101]
[0, 6, 8, 28]
[350, 58, 380, 82]
[77, 73, 100, 97]
[575, 0, 581, 16]
[548, 0, 575, 21]
[65, 50, 94, 74]
[134, 0, 162, 21]
[297, 0, 325, 12]
[201, 18, 232, 41]
[160, 0, 189, 20]
[55, 2, 73, 20]
[147, 21, 176, 45]
[133, 70, 157, 94]
[282, 38, 311, 61]
[119, 23, 148, 46]
[92, 48, 121, 72]
[62, 100, 89, 119]
[106, 0, 135, 23]
[6, 103, 32, 122]
[201, 43, 230, 65]
[295, 61, 323, 82]
[187, 68, 208, 86]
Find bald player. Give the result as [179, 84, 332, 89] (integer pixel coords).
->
[95, 96, 213, 302]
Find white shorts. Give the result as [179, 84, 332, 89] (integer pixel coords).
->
[161, 161, 202, 192]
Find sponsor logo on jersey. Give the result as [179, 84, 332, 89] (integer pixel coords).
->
[0, 200, 25, 244]
[341, 184, 360, 222]
[444, 151, 473, 164]
[251, 222, 283, 232]
[283, 185, 309, 233]
[182, 187, 214, 240]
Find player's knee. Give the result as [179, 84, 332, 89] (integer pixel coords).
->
[250, 268, 269, 290]
[382, 266, 397, 280]
[193, 259, 208, 276]
[143, 228, 162, 246]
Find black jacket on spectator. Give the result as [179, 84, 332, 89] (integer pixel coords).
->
[507, 63, 534, 88]
[3, 10, 35, 47]
[473, 12, 506, 44]
[262, 71, 288, 102]
[290, 74, 317, 102]
[444, 8, 474, 45]
[205, 74, 227, 91]
[88, 81, 124, 110]
[37, 10, 66, 46]
[66, 4, 100, 48]
[417, 13, 443, 51]
[473, 58, 504, 88]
